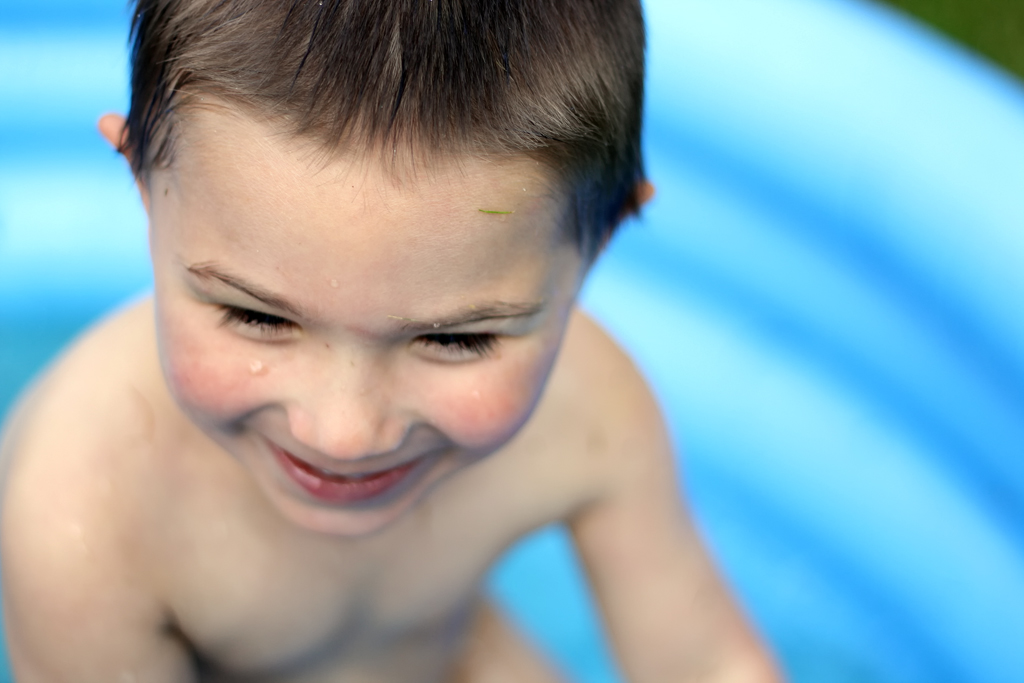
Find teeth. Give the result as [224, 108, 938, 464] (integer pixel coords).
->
[313, 464, 374, 480]
[292, 466, 323, 489]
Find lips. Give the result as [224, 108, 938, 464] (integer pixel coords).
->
[270, 444, 420, 504]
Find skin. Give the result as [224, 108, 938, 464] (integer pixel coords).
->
[0, 105, 781, 683]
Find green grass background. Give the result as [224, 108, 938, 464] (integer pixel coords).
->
[875, 0, 1024, 81]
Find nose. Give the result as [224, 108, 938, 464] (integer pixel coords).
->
[285, 358, 408, 461]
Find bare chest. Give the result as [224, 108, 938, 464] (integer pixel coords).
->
[149, 453, 579, 682]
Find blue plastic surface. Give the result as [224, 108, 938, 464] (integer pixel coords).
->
[2, 1, 1024, 681]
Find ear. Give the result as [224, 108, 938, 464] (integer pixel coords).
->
[97, 112, 127, 151]
[635, 180, 655, 208]
[591, 180, 658, 260]
[97, 113, 151, 213]
[613, 179, 656, 225]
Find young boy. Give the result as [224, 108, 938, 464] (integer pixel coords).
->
[0, 1, 780, 681]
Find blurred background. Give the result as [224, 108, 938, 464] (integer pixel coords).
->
[2, 0, 1024, 681]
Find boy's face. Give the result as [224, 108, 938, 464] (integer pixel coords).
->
[141, 106, 585, 536]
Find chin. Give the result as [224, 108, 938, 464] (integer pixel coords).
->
[273, 496, 420, 537]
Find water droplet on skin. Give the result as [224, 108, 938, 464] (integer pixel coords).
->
[250, 360, 264, 375]
[69, 522, 89, 554]
[330, 279, 339, 288]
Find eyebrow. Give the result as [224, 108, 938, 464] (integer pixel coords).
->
[388, 302, 544, 332]
[186, 262, 307, 318]
[187, 262, 543, 330]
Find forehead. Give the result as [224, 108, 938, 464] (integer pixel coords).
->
[161, 105, 568, 232]
[150, 105, 577, 311]
[167, 102, 564, 203]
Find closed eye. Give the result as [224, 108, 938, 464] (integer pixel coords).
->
[417, 332, 497, 357]
[220, 306, 295, 335]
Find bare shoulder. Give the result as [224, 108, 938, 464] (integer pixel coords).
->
[0, 299, 193, 681]
[1, 298, 166, 571]
[548, 312, 782, 683]
[533, 308, 673, 510]
[554, 309, 662, 419]
[1, 298, 165, 490]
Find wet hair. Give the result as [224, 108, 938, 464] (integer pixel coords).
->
[124, 0, 646, 257]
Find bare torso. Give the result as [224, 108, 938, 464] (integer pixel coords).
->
[1, 300, 615, 682]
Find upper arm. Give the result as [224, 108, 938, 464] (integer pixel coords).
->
[564, 318, 779, 683]
[1, 394, 196, 683]
[3, 530, 196, 683]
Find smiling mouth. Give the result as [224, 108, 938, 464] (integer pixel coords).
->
[270, 445, 421, 505]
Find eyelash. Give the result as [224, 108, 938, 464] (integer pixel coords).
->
[418, 332, 497, 357]
[220, 307, 497, 356]
[220, 306, 293, 334]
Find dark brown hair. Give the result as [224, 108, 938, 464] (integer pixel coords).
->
[125, 0, 646, 256]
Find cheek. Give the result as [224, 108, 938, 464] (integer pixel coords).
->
[157, 306, 269, 424]
[425, 350, 553, 450]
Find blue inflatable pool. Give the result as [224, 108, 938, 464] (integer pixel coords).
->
[2, 0, 1023, 681]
